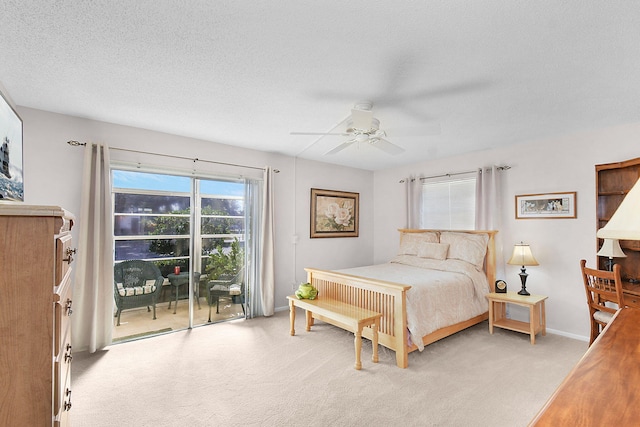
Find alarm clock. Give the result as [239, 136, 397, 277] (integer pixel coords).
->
[495, 280, 507, 293]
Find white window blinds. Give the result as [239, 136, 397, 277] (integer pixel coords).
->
[420, 175, 476, 229]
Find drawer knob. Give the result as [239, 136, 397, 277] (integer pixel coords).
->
[65, 299, 73, 316]
[63, 389, 72, 411]
[63, 247, 77, 264]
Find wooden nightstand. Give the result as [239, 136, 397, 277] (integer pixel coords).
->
[486, 291, 548, 344]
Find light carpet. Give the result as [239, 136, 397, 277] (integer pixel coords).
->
[71, 310, 586, 427]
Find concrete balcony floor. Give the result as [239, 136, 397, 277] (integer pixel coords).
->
[112, 294, 245, 343]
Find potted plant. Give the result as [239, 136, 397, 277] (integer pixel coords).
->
[206, 237, 244, 280]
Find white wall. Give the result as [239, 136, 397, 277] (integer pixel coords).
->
[373, 122, 640, 340]
[16, 107, 373, 314]
[17, 105, 640, 339]
[272, 158, 374, 306]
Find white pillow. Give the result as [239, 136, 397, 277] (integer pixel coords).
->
[399, 232, 439, 255]
[439, 232, 489, 269]
[116, 280, 158, 297]
[417, 242, 449, 260]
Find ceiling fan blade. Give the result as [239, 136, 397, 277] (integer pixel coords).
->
[369, 138, 404, 155]
[325, 140, 355, 155]
[290, 131, 350, 136]
[350, 108, 373, 130]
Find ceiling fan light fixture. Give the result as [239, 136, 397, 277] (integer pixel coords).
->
[353, 101, 373, 111]
[346, 117, 380, 133]
[345, 119, 354, 133]
[292, 101, 404, 156]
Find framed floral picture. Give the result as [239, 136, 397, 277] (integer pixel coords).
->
[310, 188, 359, 238]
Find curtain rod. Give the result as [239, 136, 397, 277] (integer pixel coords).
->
[398, 165, 511, 183]
[67, 140, 279, 173]
[419, 165, 511, 181]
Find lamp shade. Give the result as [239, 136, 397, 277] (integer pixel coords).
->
[596, 238, 627, 258]
[507, 243, 539, 266]
[597, 177, 640, 240]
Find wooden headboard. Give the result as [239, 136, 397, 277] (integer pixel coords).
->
[397, 229, 498, 292]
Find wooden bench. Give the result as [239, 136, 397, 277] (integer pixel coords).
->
[287, 295, 382, 370]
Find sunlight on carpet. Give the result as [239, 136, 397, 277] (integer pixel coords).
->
[72, 311, 587, 427]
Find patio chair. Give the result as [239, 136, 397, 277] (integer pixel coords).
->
[207, 268, 244, 322]
[114, 260, 165, 326]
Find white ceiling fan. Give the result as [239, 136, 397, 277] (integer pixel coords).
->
[291, 102, 404, 155]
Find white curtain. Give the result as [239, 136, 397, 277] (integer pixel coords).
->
[475, 166, 500, 230]
[259, 167, 275, 316]
[475, 165, 505, 278]
[405, 177, 422, 229]
[72, 143, 114, 353]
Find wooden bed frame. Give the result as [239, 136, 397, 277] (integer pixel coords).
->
[305, 229, 498, 368]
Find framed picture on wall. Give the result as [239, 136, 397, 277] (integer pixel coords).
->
[310, 188, 359, 238]
[0, 88, 23, 202]
[515, 191, 577, 219]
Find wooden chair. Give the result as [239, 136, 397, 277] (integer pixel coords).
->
[580, 259, 625, 345]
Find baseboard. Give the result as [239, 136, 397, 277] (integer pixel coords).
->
[546, 327, 588, 342]
[275, 305, 289, 313]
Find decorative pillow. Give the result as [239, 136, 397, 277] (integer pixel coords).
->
[116, 279, 158, 297]
[439, 232, 489, 269]
[398, 232, 439, 255]
[417, 242, 449, 260]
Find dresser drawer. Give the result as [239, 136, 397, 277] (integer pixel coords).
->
[54, 351, 72, 421]
[54, 273, 73, 358]
[55, 234, 75, 285]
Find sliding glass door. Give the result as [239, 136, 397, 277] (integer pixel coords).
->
[197, 178, 246, 323]
[112, 169, 247, 342]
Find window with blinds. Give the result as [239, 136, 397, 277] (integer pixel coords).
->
[420, 175, 476, 229]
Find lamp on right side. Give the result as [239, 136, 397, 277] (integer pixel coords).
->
[597, 177, 640, 241]
[507, 242, 539, 296]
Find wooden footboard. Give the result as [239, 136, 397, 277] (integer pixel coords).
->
[305, 268, 490, 368]
[305, 267, 411, 368]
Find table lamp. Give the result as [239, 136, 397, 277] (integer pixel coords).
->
[597, 177, 640, 241]
[507, 242, 539, 296]
[596, 238, 626, 271]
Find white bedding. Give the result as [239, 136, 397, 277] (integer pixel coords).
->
[338, 254, 489, 351]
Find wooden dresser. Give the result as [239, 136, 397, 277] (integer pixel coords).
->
[529, 307, 640, 426]
[0, 204, 75, 426]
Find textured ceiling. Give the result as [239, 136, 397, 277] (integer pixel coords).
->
[1, 1, 639, 170]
